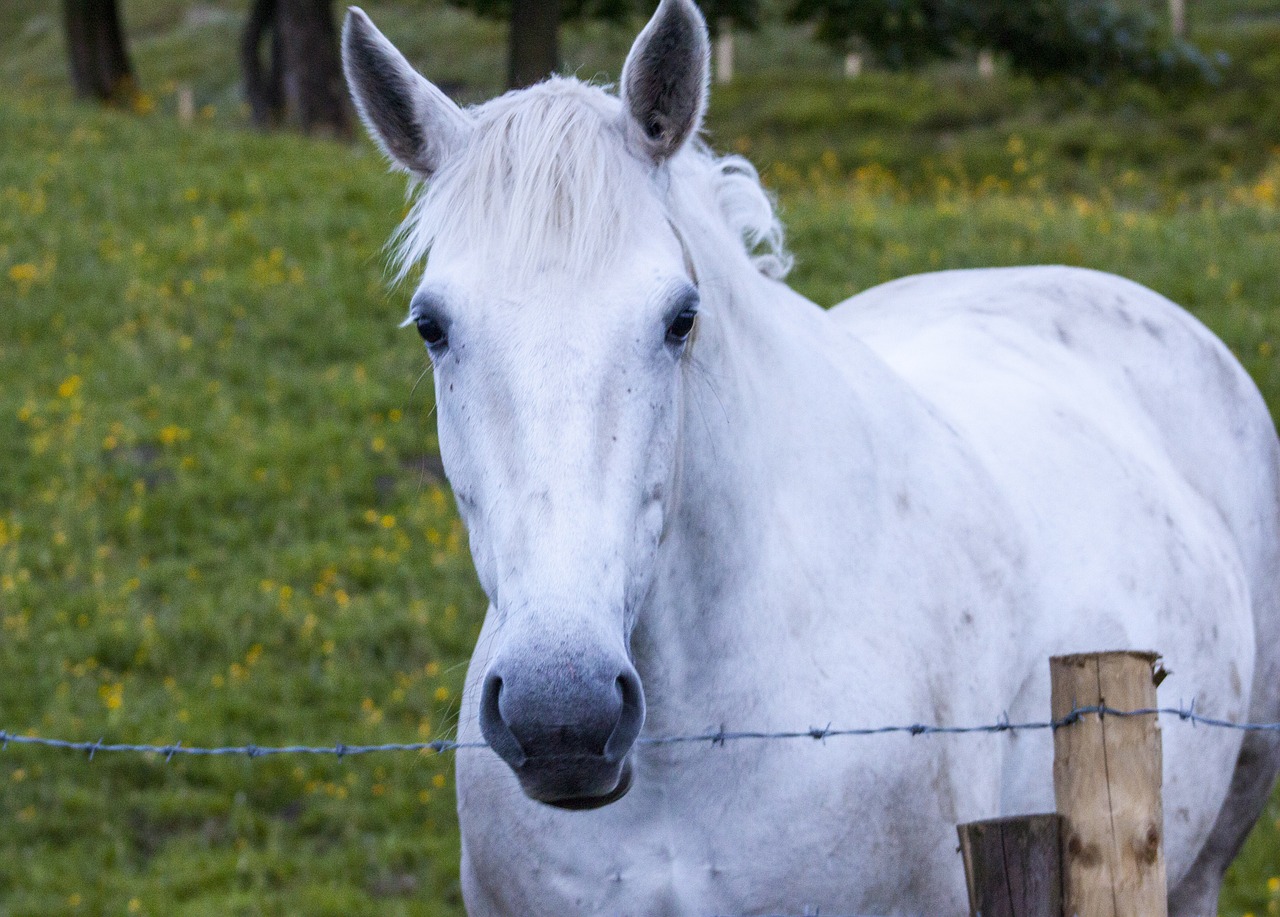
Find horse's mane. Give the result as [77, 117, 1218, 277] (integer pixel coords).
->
[391, 77, 791, 285]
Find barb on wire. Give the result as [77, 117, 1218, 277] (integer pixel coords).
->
[0, 705, 1277, 763]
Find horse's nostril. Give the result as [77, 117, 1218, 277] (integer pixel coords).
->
[480, 672, 527, 768]
[604, 667, 645, 763]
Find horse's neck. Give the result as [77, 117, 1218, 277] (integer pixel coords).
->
[634, 272, 943, 716]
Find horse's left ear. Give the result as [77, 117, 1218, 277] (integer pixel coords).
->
[342, 7, 472, 179]
[620, 0, 710, 164]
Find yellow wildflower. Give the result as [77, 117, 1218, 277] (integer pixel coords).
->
[99, 682, 123, 710]
[7, 263, 38, 286]
[158, 424, 188, 446]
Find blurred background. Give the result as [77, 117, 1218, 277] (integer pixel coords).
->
[1, 1, 1278, 914]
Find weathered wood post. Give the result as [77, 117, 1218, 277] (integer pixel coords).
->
[977, 49, 996, 78]
[957, 814, 1062, 917]
[1170, 0, 1187, 38]
[177, 84, 195, 124]
[1050, 651, 1168, 917]
[714, 21, 734, 85]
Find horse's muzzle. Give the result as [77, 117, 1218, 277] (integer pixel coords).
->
[479, 658, 645, 809]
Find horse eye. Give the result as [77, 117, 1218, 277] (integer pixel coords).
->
[666, 309, 697, 344]
[416, 316, 447, 348]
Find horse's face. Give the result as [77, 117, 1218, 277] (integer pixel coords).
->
[344, 0, 712, 807]
[414, 240, 696, 806]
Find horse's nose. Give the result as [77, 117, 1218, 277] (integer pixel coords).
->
[480, 661, 644, 762]
[479, 655, 644, 807]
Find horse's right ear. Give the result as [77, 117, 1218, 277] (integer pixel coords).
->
[342, 7, 472, 179]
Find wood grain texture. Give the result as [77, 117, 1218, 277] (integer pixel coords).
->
[1051, 651, 1168, 917]
[958, 814, 1062, 917]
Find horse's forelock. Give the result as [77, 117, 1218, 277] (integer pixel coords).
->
[390, 77, 790, 287]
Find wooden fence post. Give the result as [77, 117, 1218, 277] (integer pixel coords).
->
[1169, 0, 1187, 38]
[177, 84, 195, 124]
[714, 21, 734, 85]
[957, 814, 1062, 917]
[1050, 651, 1168, 917]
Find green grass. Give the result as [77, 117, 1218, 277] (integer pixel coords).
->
[1, 95, 480, 915]
[3, 89, 1279, 916]
[2, 3, 1280, 912]
[5, 0, 1279, 212]
[711, 15, 1280, 203]
[5, 0, 1280, 202]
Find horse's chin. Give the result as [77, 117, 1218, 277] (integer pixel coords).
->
[519, 758, 633, 811]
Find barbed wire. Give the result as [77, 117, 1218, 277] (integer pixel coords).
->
[0, 733, 481, 760]
[1, 701, 1276, 762]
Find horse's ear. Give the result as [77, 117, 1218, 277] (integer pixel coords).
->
[342, 7, 472, 179]
[620, 0, 710, 164]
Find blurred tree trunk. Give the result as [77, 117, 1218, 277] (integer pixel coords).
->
[277, 0, 351, 136]
[241, 0, 352, 138]
[508, 0, 559, 89]
[62, 0, 139, 106]
[242, 0, 285, 127]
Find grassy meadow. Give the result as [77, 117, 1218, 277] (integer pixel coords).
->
[2, 2, 1280, 914]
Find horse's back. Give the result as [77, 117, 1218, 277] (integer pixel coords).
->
[833, 265, 1278, 620]
[831, 265, 1280, 892]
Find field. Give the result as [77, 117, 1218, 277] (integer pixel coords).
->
[2, 2, 1279, 915]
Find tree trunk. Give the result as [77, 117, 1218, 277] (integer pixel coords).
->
[508, 0, 559, 89]
[242, 0, 285, 128]
[63, 0, 138, 106]
[240, 0, 352, 138]
[278, 0, 351, 137]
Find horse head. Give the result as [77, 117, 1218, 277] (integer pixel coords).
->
[342, 0, 718, 808]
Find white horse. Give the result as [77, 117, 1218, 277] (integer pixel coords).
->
[341, 2, 1280, 913]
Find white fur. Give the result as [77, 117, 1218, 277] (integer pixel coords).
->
[391, 78, 790, 284]
[346, 9, 1280, 916]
